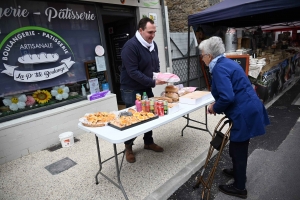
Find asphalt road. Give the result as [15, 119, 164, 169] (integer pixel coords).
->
[168, 78, 300, 200]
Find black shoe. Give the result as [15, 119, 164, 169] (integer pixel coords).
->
[222, 168, 247, 182]
[222, 168, 234, 178]
[219, 184, 247, 199]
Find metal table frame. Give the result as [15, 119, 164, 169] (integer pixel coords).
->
[78, 96, 214, 200]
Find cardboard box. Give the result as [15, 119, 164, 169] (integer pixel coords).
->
[179, 91, 213, 104]
[167, 103, 180, 115]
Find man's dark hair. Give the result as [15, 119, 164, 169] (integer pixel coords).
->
[138, 17, 154, 30]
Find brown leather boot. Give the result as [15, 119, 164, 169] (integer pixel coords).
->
[144, 143, 164, 152]
[125, 144, 136, 163]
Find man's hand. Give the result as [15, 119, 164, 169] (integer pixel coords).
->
[155, 80, 167, 85]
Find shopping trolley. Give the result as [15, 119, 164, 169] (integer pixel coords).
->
[193, 116, 232, 200]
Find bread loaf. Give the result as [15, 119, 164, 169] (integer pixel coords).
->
[165, 92, 179, 101]
[165, 85, 178, 93]
[165, 85, 179, 101]
[153, 96, 173, 103]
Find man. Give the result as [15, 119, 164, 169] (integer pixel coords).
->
[120, 17, 166, 163]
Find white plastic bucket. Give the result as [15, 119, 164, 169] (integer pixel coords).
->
[59, 132, 74, 148]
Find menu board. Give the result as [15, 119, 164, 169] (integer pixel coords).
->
[226, 55, 249, 75]
[112, 33, 129, 61]
[200, 54, 249, 91]
[84, 61, 107, 84]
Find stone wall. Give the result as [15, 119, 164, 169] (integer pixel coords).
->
[165, 0, 222, 32]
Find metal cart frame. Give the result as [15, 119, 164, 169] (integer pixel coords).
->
[193, 116, 232, 200]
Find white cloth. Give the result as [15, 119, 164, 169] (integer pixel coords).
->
[135, 31, 154, 52]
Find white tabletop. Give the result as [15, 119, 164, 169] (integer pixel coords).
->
[78, 94, 214, 144]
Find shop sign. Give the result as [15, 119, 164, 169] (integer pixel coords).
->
[1, 26, 75, 82]
[142, 0, 159, 7]
[0, 6, 95, 22]
[0, 2, 99, 97]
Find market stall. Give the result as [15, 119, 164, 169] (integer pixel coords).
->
[187, 0, 300, 103]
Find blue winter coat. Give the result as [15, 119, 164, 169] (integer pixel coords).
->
[211, 57, 270, 142]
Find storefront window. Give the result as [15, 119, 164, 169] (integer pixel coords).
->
[0, 0, 101, 122]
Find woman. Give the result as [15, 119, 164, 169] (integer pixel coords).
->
[199, 36, 270, 199]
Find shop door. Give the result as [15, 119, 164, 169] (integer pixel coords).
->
[103, 17, 135, 104]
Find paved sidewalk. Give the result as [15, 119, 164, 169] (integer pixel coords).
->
[1, 77, 299, 200]
[0, 107, 223, 200]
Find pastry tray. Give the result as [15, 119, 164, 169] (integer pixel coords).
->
[108, 115, 159, 131]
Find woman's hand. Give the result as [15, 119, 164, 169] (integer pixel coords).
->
[207, 103, 216, 115]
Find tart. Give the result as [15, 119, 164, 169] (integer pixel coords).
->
[80, 112, 116, 127]
[128, 108, 136, 114]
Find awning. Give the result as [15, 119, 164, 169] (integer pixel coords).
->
[188, 0, 300, 28]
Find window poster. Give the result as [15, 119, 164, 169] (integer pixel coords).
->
[148, 13, 157, 24]
[95, 56, 106, 72]
[88, 78, 100, 94]
[0, 1, 101, 97]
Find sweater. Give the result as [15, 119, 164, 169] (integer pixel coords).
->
[120, 36, 160, 90]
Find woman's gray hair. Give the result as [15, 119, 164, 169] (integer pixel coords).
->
[198, 36, 225, 58]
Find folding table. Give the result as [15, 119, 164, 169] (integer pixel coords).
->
[78, 94, 214, 199]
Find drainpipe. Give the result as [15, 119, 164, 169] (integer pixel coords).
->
[161, 0, 170, 72]
[187, 26, 190, 87]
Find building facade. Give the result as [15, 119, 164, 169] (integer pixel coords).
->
[0, 0, 171, 164]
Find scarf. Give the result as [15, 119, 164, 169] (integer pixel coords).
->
[135, 31, 155, 52]
[209, 54, 225, 73]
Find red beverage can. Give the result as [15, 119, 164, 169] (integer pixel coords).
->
[141, 100, 146, 112]
[158, 101, 164, 116]
[145, 100, 150, 112]
[154, 100, 159, 115]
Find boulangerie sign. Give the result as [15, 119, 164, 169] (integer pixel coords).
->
[2, 57, 75, 82]
[0, 26, 76, 83]
[0, 1, 100, 97]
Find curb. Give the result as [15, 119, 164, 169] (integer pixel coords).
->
[144, 148, 218, 200]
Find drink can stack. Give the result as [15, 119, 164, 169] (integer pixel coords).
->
[145, 100, 150, 112]
[163, 100, 168, 115]
[150, 98, 155, 113]
[157, 100, 164, 116]
[141, 100, 146, 112]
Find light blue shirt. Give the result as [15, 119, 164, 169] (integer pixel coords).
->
[209, 54, 225, 73]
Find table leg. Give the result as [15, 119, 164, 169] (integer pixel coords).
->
[113, 144, 129, 200]
[181, 105, 212, 136]
[93, 135, 129, 199]
[181, 113, 190, 136]
[95, 135, 102, 184]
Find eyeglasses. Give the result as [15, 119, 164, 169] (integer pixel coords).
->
[201, 54, 209, 59]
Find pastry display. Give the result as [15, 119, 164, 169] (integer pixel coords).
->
[79, 108, 157, 129]
[79, 112, 116, 127]
[109, 110, 156, 128]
